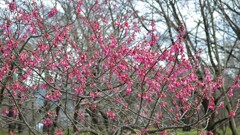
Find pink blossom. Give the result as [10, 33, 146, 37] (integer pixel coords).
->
[228, 89, 233, 97]
[48, 7, 58, 18]
[74, 87, 84, 95]
[151, 21, 155, 26]
[56, 128, 62, 135]
[10, 131, 14, 135]
[53, 90, 62, 100]
[162, 101, 167, 107]
[43, 119, 53, 126]
[90, 103, 97, 109]
[45, 92, 53, 101]
[142, 93, 148, 99]
[90, 92, 100, 99]
[219, 101, 225, 108]
[47, 111, 52, 117]
[208, 131, 214, 135]
[103, 17, 109, 23]
[107, 111, 116, 119]
[208, 98, 215, 110]
[92, 21, 100, 31]
[147, 97, 152, 102]
[2, 109, 9, 115]
[126, 87, 132, 94]
[162, 130, 167, 135]
[229, 111, 235, 118]
[200, 131, 206, 135]
[9, 0, 17, 12]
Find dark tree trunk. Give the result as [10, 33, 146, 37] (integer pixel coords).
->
[18, 113, 23, 133]
[8, 107, 15, 133]
[202, 98, 216, 134]
[100, 111, 109, 133]
[206, 113, 216, 134]
[73, 99, 81, 133]
[17, 93, 23, 133]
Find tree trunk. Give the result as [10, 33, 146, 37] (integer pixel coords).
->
[73, 99, 81, 133]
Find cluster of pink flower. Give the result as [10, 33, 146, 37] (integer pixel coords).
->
[2, 109, 17, 116]
[89, 92, 101, 99]
[8, 0, 17, 12]
[56, 128, 63, 135]
[45, 90, 62, 101]
[107, 111, 116, 119]
[48, 7, 58, 18]
[2, 109, 9, 115]
[42, 119, 53, 126]
[47, 111, 57, 117]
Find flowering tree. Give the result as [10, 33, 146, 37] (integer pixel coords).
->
[130, 0, 240, 135]
[0, 0, 239, 135]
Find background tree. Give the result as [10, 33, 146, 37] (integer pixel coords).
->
[129, 0, 240, 134]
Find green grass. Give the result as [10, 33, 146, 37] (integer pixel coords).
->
[0, 129, 90, 135]
[171, 130, 205, 135]
[62, 128, 94, 135]
[166, 127, 240, 135]
[1, 127, 240, 135]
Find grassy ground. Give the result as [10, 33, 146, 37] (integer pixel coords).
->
[167, 127, 240, 135]
[1, 127, 240, 135]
